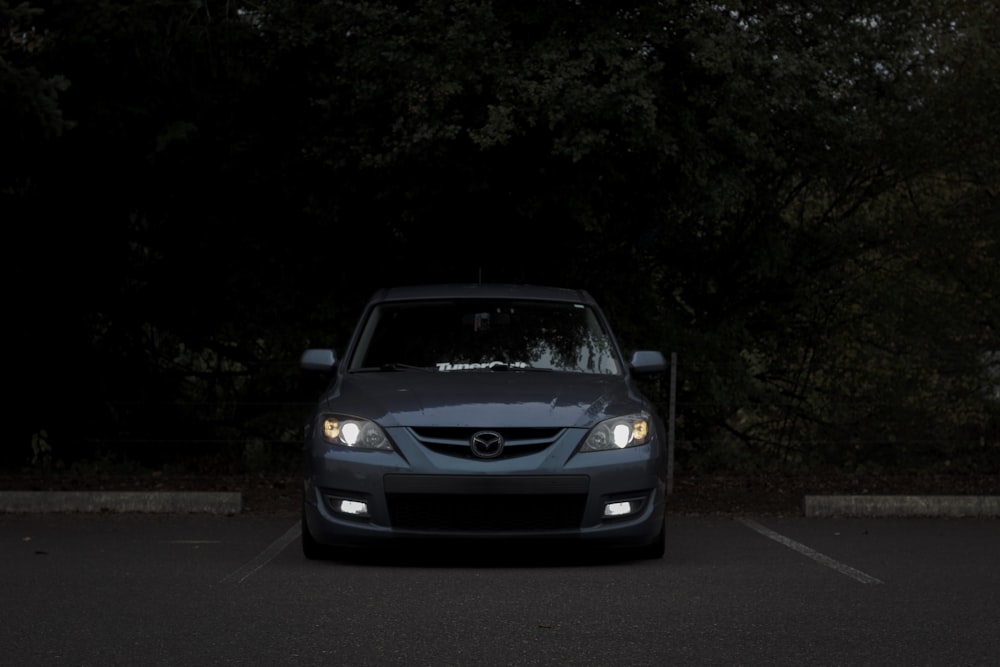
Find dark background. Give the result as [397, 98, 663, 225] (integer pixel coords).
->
[6, 1, 998, 477]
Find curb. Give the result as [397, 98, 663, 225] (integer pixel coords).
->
[2, 492, 996, 518]
[804, 495, 1000, 518]
[0, 491, 242, 514]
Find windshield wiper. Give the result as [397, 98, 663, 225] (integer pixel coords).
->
[352, 363, 431, 373]
[488, 362, 553, 372]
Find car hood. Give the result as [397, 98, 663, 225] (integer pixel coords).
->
[318, 371, 648, 428]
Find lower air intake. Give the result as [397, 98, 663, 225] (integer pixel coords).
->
[386, 494, 586, 531]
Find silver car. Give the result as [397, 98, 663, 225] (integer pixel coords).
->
[300, 284, 669, 559]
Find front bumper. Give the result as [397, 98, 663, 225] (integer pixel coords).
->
[303, 427, 666, 548]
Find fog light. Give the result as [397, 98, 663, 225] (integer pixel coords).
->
[337, 499, 369, 517]
[604, 501, 634, 517]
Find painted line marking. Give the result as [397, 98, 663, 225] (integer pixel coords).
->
[738, 518, 884, 585]
[220, 522, 300, 584]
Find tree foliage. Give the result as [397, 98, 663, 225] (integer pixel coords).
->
[8, 0, 998, 473]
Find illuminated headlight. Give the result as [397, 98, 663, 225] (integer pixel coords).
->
[319, 415, 391, 450]
[580, 414, 653, 452]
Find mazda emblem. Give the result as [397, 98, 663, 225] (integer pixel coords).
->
[470, 430, 504, 459]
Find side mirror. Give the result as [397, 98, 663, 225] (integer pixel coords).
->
[629, 350, 667, 374]
[300, 349, 337, 372]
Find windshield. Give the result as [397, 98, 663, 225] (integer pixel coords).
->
[348, 299, 621, 374]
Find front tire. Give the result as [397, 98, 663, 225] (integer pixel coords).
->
[634, 518, 666, 560]
[301, 505, 330, 560]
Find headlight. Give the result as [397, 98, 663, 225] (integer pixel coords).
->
[580, 414, 653, 452]
[318, 415, 392, 450]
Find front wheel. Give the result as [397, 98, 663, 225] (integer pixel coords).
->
[634, 518, 666, 560]
[301, 505, 331, 560]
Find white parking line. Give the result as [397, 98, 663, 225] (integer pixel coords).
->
[738, 519, 884, 585]
[220, 522, 300, 584]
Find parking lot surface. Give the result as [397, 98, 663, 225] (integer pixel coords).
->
[2, 513, 997, 666]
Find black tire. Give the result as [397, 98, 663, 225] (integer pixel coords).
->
[301, 506, 330, 560]
[634, 518, 666, 560]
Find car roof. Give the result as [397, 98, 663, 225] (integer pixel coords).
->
[368, 284, 597, 305]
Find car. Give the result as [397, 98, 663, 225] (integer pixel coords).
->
[299, 283, 669, 560]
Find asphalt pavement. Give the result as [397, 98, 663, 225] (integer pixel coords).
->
[4, 513, 999, 665]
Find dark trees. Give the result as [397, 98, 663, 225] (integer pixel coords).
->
[7, 1, 997, 473]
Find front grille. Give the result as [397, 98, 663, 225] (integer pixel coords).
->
[409, 427, 564, 460]
[386, 493, 586, 531]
